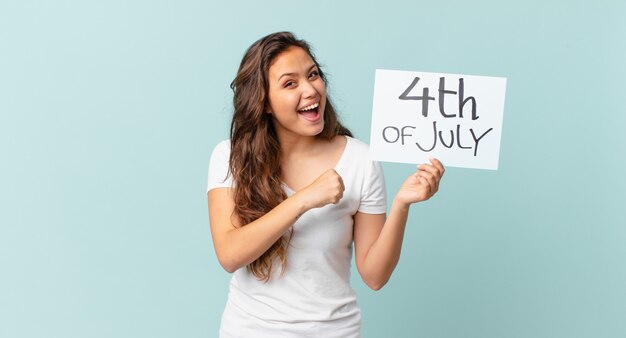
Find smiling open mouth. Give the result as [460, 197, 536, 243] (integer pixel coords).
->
[298, 102, 321, 122]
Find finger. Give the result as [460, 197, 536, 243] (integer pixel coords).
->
[428, 158, 445, 176]
[417, 176, 431, 195]
[338, 176, 345, 191]
[417, 170, 438, 193]
[334, 191, 344, 204]
[418, 163, 442, 183]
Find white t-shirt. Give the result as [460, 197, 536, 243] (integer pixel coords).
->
[207, 136, 387, 338]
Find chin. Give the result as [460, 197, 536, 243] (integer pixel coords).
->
[312, 125, 325, 136]
[299, 123, 323, 137]
[312, 117, 326, 135]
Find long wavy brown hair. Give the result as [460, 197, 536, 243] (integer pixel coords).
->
[228, 32, 352, 282]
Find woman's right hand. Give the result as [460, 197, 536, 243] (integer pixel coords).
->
[295, 169, 345, 210]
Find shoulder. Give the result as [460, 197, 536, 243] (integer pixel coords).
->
[339, 136, 383, 179]
[345, 137, 387, 212]
[208, 139, 232, 170]
[343, 136, 384, 179]
[210, 139, 231, 160]
[212, 139, 231, 153]
[344, 136, 374, 159]
[345, 136, 369, 149]
[207, 139, 234, 191]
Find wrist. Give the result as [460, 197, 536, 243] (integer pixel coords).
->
[391, 197, 411, 212]
[288, 191, 310, 216]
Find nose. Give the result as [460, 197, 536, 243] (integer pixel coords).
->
[300, 79, 318, 99]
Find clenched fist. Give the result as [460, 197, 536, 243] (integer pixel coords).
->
[295, 169, 345, 211]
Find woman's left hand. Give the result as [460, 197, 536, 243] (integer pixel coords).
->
[394, 158, 445, 206]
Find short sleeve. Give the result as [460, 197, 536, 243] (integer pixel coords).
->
[358, 159, 387, 214]
[207, 140, 234, 192]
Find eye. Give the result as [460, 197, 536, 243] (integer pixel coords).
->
[284, 81, 295, 88]
[309, 70, 320, 79]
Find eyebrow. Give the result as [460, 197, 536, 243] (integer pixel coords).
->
[277, 64, 318, 82]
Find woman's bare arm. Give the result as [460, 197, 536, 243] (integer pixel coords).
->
[208, 169, 344, 273]
[208, 188, 305, 272]
[353, 159, 445, 290]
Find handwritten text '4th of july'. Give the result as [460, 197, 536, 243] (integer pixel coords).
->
[381, 77, 493, 156]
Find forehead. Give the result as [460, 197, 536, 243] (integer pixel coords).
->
[268, 47, 315, 78]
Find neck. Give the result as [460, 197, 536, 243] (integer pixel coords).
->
[278, 133, 320, 159]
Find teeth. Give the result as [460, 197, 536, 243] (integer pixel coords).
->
[298, 103, 319, 112]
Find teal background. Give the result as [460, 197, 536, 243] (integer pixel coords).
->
[1, 1, 624, 337]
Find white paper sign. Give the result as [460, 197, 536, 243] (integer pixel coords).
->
[370, 69, 507, 170]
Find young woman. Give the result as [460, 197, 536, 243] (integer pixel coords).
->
[207, 32, 444, 337]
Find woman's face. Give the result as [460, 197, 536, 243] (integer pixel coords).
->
[266, 46, 327, 139]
